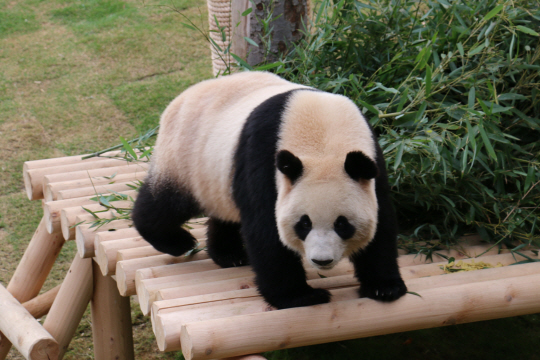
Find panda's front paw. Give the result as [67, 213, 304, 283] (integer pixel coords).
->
[267, 287, 331, 310]
[360, 277, 407, 302]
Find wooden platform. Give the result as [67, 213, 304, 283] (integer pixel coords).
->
[0, 153, 539, 360]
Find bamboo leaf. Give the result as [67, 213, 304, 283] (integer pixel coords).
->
[425, 65, 432, 97]
[516, 25, 540, 37]
[119, 136, 137, 160]
[244, 37, 259, 47]
[479, 125, 497, 162]
[483, 4, 504, 21]
[468, 43, 486, 56]
[241, 7, 253, 16]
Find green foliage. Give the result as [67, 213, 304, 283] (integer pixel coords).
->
[267, 0, 540, 247]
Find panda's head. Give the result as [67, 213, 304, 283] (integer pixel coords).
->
[274, 91, 379, 270]
[275, 150, 379, 269]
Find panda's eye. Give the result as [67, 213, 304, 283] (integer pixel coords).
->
[334, 216, 355, 240]
[294, 215, 312, 241]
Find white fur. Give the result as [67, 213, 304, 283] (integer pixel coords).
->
[150, 72, 308, 222]
[275, 91, 379, 269]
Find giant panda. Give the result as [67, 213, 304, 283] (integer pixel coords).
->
[131, 71, 407, 309]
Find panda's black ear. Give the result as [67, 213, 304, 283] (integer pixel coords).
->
[345, 151, 378, 180]
[276, 150, 303, 184]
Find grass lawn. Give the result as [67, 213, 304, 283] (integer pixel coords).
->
[0, 0, 538, 359]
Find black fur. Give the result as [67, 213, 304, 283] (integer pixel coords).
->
[294, 215, 312, 241]
[276, 150, 303, 183]
[206, 218, 249, 267]
[344, 151, 379, 180]
[349, 129, 407, 302]
[334, 216, 355, 240]
[131, 181, 200, 256]
[233, 89, 331, 309]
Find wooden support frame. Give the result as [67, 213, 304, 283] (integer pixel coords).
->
[0, 218, 64, 360]
[44, 254, 93, 359]
[91, 262, 134, 360]
[0, 284, 59, 360]
[179, 272, 540, 360]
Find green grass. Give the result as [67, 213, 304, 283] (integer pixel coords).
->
[0, 0, 211, 358]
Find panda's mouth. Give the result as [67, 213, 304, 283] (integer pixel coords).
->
[309, 259, 337, 270]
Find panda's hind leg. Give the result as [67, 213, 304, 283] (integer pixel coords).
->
[132, 181, 201, 256]
[206, 218, 249, 268]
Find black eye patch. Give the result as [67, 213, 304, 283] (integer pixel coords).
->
[294, 215, 312, 241]
[334, 216, 355, 239]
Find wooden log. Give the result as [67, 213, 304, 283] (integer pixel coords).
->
[45, 171, 147, 201]
[95, 237, 151, 276]
[95, 227, 141, 242]
[91, 262, 134, 360]
[24, 158, 135, 200]
[43, 163, 148, 188]
[154, 252, 537, 352]
[179, 271, 540, 359]
[117, 246, 163, 262]
[116, 251, 210, 296]
[137, 258, 222, 315]
[156, 276, 257, 302]
[139, 259, 355, 316]
[57, 181, 138, 200]
[76, 219, 132, 258]
[0, 218, 64, 359]
[43, 189, 137, 238]
[23, 285, 61, 320]
[0, 283, 59, 360]
[396, 244, 496, 267]
[60, 201, 133, 240]
[23, 151, 125, 170]
[43, 254, 93, 359]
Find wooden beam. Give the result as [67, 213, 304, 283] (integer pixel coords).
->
[179, 272, 540, 359]
[0, 283, 59, 360]
[22, 285, 61, 320]
[76, 219, 133, 258]
[43, 254, 93, 359]
[91, 262, 134, 360]
[95, 237, 151, 276]
[0, 218, 64, 359]
[45, 171, 146, 201]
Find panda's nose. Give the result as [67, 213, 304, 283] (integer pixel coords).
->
[312, 259, 333, 266]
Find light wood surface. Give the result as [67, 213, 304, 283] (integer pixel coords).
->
[44, 254, 93, 359]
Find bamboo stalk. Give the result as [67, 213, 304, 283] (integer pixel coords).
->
[76, 219, 132, 258]
[0, 218, 64, 359]
[117, 246, 163, 262]
[57, 181, 138, 200]
[95, 237, 151, 276]
[116, 251, 209, 296]
[60, 201, 133, 240]
[43, 163, 148, 188]
[91, 263, 135, 360]
[24, 158, 135, 200]
[0, 283, 59, 360]
[43, 254, 93, 359]
[22, 285, 61, 320]
[45, 171, 147, 201]
[179, 272, 540, 359]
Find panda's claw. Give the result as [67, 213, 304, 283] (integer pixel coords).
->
[359, 278, 407, 302]
[265, 287, 331, 310]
